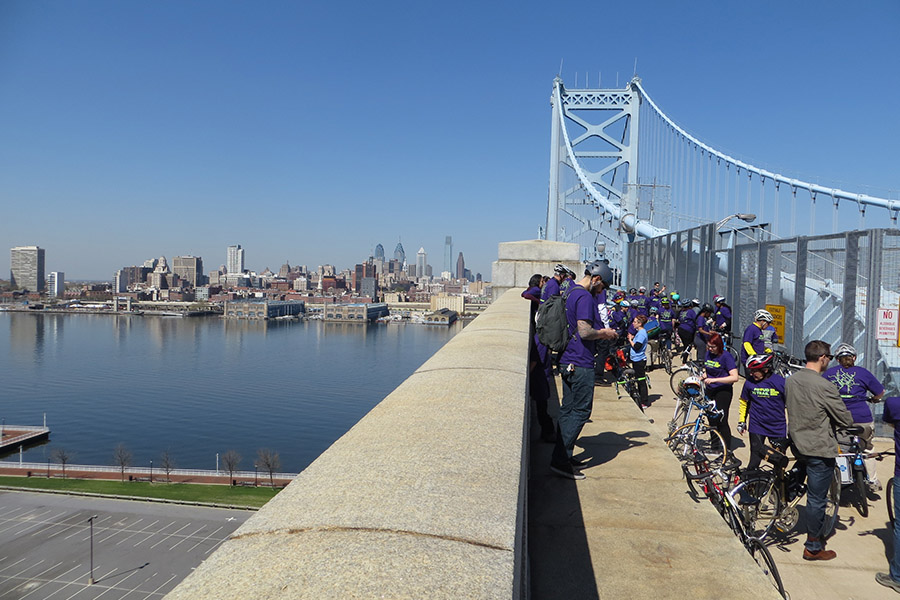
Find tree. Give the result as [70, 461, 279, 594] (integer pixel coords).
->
[160, 449, 176, 483]
[256, 448, 280, 488]
[113, 443, 132, 482]
[50, 448, 72, 479]
[222, 450, 241, 486]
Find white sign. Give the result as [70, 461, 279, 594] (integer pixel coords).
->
[876, 308, 898, 341]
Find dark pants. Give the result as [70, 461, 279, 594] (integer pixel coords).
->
[693, 333, 707, 362]
[551, 365, 595, 467]
[707, 386, 733, 449]
[594, 339, 614, 382]
[632, 359, 649, 408]
[747, 432, 789, 470]
[891, 481, 900, 580]
[803, 456, 836, 550]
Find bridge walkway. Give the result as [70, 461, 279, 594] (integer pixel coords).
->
[529, 364, 897, 599]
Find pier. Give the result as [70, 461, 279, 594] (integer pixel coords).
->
[0, 425, 50, 452]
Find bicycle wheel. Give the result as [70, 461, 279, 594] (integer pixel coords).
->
[727, 344, 740, 368]
[663, 348, 673, 375]
[747, 537, 786, 598]
[888, 477, 895, 525]
[666, 422, 697, 461]
[730, 473, 781, 539]
[853, 469, 869, 518]
[668, 398, 688, 435]
[670, 366, 693, 395]
[823, 466, 841, 537]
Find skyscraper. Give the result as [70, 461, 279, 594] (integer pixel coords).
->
[47, 271, 64, 297]
[374, 244, 385, 261]
[10, 246, 45, 292]
[456, 252, 465, 280]
[226, 245, 244, 274]
[416, 247, 427, 280]
[394, 241, 406, 265]
[443, 236, 453, 274]
[173, 256, 204, 287]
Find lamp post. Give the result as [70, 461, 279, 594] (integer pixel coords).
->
[254, 463, 258, 487]
[715, 213, 756, 231]
[87, 514, 98, 584]
[149, 460, 153, 483]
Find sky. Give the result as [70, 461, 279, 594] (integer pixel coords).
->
[1, 1, 898, 280]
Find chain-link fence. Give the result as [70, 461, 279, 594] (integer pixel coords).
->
[628, 225, 900, 435]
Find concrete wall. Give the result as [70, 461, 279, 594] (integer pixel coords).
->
[165, 288, 531, 599]
[491, 239, 580, 301]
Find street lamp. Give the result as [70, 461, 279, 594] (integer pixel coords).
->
[87, 514, 98, 584]
[715, 213, 756, 230]
[254, 463, 258, 487]
[149, 460, 153, 483]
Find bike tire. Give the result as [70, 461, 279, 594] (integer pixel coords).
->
[663, 349, 673, 375]
[888, 477, 896, 525]
[669, 366, 693, 395]
[853, 469, 869, 518]
[747, 537, 786, 598]
[730, 472, 781, 539]
[823, 466, 841, 538]
[727, 344, 740, 369]
[668, 398, 688, 435]
[666, 422, 697, 461]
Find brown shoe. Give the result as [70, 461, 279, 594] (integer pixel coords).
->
[803, 548, 837, 561]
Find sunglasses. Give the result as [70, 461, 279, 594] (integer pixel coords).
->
[823, 354, 834, 361]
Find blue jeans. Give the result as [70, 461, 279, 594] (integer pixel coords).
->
[804, 456, 836, 551]
[551, 365, 595, 466]
[891, 479, 900, 581]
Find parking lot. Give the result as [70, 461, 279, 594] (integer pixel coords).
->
[0, 490, 251, 599]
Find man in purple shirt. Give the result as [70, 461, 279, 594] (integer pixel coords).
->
[824, 343, 885, 490]
[550, 261, 618, 480]
[877, 397, 900, 592]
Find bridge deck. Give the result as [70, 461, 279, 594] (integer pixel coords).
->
[529, 365, 896, 599]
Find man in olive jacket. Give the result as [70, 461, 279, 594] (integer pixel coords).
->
[785, 340, 853, 561]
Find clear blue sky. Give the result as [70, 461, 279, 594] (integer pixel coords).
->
[1, 1, 898, 280]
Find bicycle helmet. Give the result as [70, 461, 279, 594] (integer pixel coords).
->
[628, 287, 637, 295]
[700, 302, 713, 313]
[553, 263, 568, 275]
[630, 299, 640, 307]
[745, 353, 775, 371]
[754, 309, 774, 323]
[834, 343, 857, 358]
[660, 297, 670, 305]
[585, 260, 612, 284]
[691, 298, 700, 306]
[565, 268, 577, 279]
[714, 295, 726, 304]
[678, 298, 691, 308]
[681, 376, 704, 398]
[670, 292, 680, 301]
[649, 306, 658, 315]
[638, 286, 646, 293]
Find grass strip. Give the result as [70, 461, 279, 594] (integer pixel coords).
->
[0, 476, 280, 508]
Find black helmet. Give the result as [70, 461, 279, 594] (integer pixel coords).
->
[586, 260, 613, 284]
[701, 302, 713, 313]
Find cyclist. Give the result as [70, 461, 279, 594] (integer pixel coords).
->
[741, 309, 775, 367]
[713, 295, 732, 333]
[541, 264, 568, 302]
[676, 299, 697, 360]
[737, 354, 788, 470]
[657, 297, 675, 352]
[823, 343, 885, 490]
[701, 332, 739, 451]
[877, 396, 900, 593]
[627, 314, 650, 410]
[633, 286, 649, 315]
[694, 302, 714, 360]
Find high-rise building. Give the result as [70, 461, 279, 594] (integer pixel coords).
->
[173, 256, 204, 287]
[47, 271, 65, 297]
[353, 261, 377, 293]
[443, 236, 453, 274]
[416, 247, 427, 281]
[394, 241, 406, 265]
[456, 252, 465, 280]
[374, 244, 385, 261]
[226, 245, 244, 274]
[10, 246, 45, 292]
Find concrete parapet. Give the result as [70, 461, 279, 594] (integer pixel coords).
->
[165, 289, 530, 599]
[491, 239, 581, 301]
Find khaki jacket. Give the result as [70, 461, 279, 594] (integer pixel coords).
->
[785, 367, 853, 458]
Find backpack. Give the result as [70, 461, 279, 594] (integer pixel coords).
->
[535, 287, 576, 353]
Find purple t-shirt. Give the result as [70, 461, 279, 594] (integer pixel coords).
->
[540, 277, 560, 302]
[714, 305, 732, 329]
[678, 308, 697, 335]
[881, 396, 900, 478]
[823, 365, 885, 423]
[740, 323, 773, 365]
[694, 314, 709, 340]
[741, 373, 787, 438]
[559, 286, 596, 369]
[704, 349, 736, 391]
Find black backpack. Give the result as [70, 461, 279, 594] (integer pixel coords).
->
[535, 287, 576, 353]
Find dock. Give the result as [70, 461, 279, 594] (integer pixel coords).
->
[0, 426, 50, 452]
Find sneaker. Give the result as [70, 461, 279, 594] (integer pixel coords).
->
[869, 480, 884, 492]
[550, 463, 585, 480]
[876, 572, 900, 593]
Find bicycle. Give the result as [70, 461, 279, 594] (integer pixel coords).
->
[649, 331, 674, 374]
[719, 330, 741, 367]
[669, 359, 704, 395]
[665, 398, 728, 476]
[772, 350, 804, 378]
[615, 367, 650, 409]
[835, 425, 893, 518]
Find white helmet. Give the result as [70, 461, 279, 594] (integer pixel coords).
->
[754, 309, 774, 323]
[834, 343, 857, 358]
[681, 376, 704, 397]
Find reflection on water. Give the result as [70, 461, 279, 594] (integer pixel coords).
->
[0, 313, 462, 472]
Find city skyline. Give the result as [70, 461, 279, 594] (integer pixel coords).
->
[1, 2, 898, 280]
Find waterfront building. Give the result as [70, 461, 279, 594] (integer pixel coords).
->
[173, 255, 204, 287]
[425, 307, 458, 325]
[47, 271, 64, 297]
[323, 302, 389, 322]
[226, 245, 244, 274]
[431, 294, 465, 314]
[224, 299, 305, 320]
[10, 246, 45, 292]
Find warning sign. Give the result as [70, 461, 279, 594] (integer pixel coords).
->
[875, 307, 898, 342]
[765, 304, 786, 343]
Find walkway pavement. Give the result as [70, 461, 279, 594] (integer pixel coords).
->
[529, 364, 898, 600]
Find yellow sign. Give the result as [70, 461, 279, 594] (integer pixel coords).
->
[765, 304, 786, 343]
